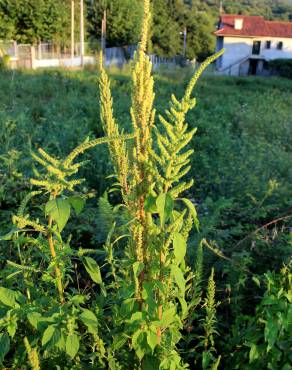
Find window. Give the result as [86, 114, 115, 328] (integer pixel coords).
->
[277, 41, 283, 50]
[266, 41, 271, 49]
[252, 41, 261, 55]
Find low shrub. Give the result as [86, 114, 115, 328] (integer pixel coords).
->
[269, 58, 292, 79]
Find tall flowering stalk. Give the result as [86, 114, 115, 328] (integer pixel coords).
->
[99, 0, 224, 366]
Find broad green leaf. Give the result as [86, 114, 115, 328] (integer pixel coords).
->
[0, 287, 16, 307]
[112, 334, 128, 350]
[0, 333, 10, 361]
[27, 312, 43, 329]
[171, 265, 186, 293]
[7, 320, 17, 338]
[80, 309, 98, 334]
[132, 330, 146, 361]
[132, 329, 142, 348]
[249, 343, 260, 362]
[180, 198, 200, 231]
[130, 311, 144, 323]
[173, 232, 186, 264]
[83, 257, 102, 284]
[42, 325, 57, 347]
[156, 193, 174, 227]
[69, 196, 85, 215]
[147, 326, 157, 352]
[66, 334, 80, 358]
[45, 198, 71, 231]
[144, 194, 157, 213]
[161, 306, 176, 327]
[264, 318, 278, 349]
[55, 331, 66, 351]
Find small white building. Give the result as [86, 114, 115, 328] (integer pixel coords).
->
[214, 14, 292, 76]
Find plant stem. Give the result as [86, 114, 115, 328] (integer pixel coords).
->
[47, 191, 64, 304]
[157, 246, 165, 345]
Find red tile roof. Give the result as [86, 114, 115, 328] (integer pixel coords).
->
[214, 15, 292, 38]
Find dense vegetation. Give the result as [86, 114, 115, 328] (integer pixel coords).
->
[1, 0, 292, 60]
[269, 58, 292, 79]
[0, 61, 291, 368]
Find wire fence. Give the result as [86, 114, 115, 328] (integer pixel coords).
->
[0, 40, 191, 70]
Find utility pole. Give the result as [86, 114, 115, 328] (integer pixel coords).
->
[183, 27, 187, 57]
[71, 0, 75, 62]
[80, 0, 84, 67]
[101, 10, 107, 54]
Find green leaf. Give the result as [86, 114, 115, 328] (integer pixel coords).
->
[0, 333, 10, 361]
[252, 276, 261, 287]
[147, 326, 157, 352]
[144, 194, 157, 213]
[249, 343, 260, 362]
[70, 295, 87, 305]
[42, 325, 58, 347]
[45, 198, 71, 231]
[66, 334, 80, 358]
[161, 306, 176, 327]
[0, 287, 16, 307]
[173, 232, 186, 264]
[202, 350, 213, 369]
[69, 196, 85, 215]
[83, 257, 102, 284]
[80, 309, 98, 334]
[264, 318, 278, 350]
[27, 312, 44, 330]
[7, 320, 17, 338]
[133, 261, 144, 279]
[112, 334, 128, 350]
[156, 193, 174, 227]
[180, 198, 200, 231]
[171, 265, 186, 293]
[0, 227, 20, 241]
[143, 355, 160, 370]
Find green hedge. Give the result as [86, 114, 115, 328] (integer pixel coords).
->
[269, 58, 292, 79]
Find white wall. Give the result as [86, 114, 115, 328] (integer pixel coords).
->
[219, 36, 292, 71]
[34, 56, 96, 68]
[221, 37, 253, 70]
[261, 37, 292, 60]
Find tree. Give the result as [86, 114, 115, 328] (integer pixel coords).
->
[87, 0, 143, 47]
[0, 0, 71, 44]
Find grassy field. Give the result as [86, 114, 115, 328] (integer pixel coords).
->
[0, 67, 291, 368]
[1, 67, 291, 230]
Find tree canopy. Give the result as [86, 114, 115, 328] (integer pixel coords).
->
[0, 0, 71, 44]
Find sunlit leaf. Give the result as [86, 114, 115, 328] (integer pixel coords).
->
[83, 257, 102, 284]
[45, 198, 71, 231]
[173, 232, 186, 264]
[66, 334, 80, 358]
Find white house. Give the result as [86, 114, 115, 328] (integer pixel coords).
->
[214, 14, 292, 76]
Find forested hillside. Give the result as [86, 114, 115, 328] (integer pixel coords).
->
[0, 0, 292, 60]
